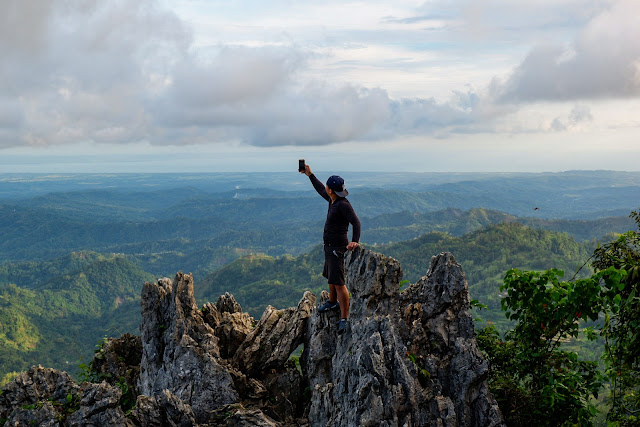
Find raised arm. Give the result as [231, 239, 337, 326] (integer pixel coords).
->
[309, 174, 330, 202]
[300, 164, 330, 202]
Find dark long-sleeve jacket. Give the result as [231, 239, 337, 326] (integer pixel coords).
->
[309, 173, 361, 246]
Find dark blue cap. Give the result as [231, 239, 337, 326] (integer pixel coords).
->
[326, 175, 349, 197]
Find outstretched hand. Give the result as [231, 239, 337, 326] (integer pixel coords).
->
[299, 164, 312, 176]
[347, 241, 359, 251]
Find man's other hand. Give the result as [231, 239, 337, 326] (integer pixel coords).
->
[347, 242, 359, 251]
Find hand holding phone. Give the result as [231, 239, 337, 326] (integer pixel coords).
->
[298, 159, 305, 172]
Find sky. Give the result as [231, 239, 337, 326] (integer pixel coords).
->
[1, 0, 639, 173]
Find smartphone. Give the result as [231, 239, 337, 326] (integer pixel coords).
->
[298, 159, 305, 172]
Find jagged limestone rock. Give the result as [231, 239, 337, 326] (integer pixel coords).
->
[208, 403, 280, 426]
[233, 291, 316, 376]
[65, 381, 132, 426]
[0, 365, 131, 426]
[129, 389, 197, 427]
[1, 249, 503, 426]
[137, 273, 314, 425]
[260, 361, 308, 425]
[3, 401, 60, 427]
[401, 252, 503, 427]
[138, 272, 239, 423]
[91, 333, 142, 396]
[202, 293, 255, 360]
[304, 248, 504, 427]
[217, 292, 244, 314]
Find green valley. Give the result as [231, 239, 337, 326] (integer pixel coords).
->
[0, 253, 153, 382]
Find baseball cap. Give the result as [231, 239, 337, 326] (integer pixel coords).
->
[326, 175, 349, 197]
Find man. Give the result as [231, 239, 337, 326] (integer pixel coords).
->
[300, 163, 361, 334]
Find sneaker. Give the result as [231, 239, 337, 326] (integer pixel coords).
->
[318, 300, 340, 313]
[337, 319, 348, 335]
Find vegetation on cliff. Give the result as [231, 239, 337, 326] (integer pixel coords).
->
[477, 209, 640, 426]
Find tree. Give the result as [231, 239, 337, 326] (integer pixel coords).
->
[478, 209, 640, 426]
[478, 268, 607, 426]
[591, 209, 640, 425]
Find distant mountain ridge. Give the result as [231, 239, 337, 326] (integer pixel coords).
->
[0, 187, 635, 264]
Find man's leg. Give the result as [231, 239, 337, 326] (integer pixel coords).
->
[318, 284, 340, 313]
[334, 285, 349, 319]
[329, 284, 337, 303]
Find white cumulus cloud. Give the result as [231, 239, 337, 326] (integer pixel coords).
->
[494, 0, 640, 101]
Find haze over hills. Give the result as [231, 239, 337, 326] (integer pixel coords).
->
[0, 171, 638, 264]
[0, 171, 638, 383]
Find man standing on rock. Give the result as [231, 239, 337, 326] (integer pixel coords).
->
[300, 163, 361, 334]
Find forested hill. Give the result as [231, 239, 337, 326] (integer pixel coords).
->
[364, 207, 635, 245]
[379, 222, 593, 323]
[0, 219, 600, 383]
[193, 223, 595, 324]
[0, 253, 153, 383]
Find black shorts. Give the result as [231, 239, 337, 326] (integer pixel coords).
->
[322, 245, 347, 286]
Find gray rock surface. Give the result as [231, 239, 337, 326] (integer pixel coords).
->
[138, 272, 239, 423]
[304, 248, 504, 427]
[0, 365, 131, 426]
[201, 293, 255, 359]
[233, 291, 315, 376]
[0, 249, 504, 426]
[91, 333, 142, 396]
[129, 389, 197, 427]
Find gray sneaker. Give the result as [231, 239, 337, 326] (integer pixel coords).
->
[337, 319, 348, 335]
[318, 300, 340, 313]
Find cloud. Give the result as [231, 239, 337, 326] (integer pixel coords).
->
[494, 0, 640, 101]
[0, 0, 190, 148]
[5, 0, 632, 151]
[153, 67, 393, 146]
[0, 0, 52, 55]
[0, 0, 486, 149]
[168, 47, 301, 108]
[150, 45, 486, 146]
[550, 105, 594, 131]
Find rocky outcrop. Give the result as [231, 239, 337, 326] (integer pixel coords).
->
[233, 291, 315, 376]
[305, 249, 503, 427]
[136, 272, 312, 425]
[0, 365, 132, 426]
[0, 249, 503, 426]
[138, 273, 240, 422]
[201, 292, 254, 359]
[129, 389, 197, 427]
[91, 333, 142, 397]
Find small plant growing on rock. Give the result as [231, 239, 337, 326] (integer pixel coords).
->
[406, 352, 430, 387]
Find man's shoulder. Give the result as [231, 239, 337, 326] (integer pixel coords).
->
[336, 197, 354, 208]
